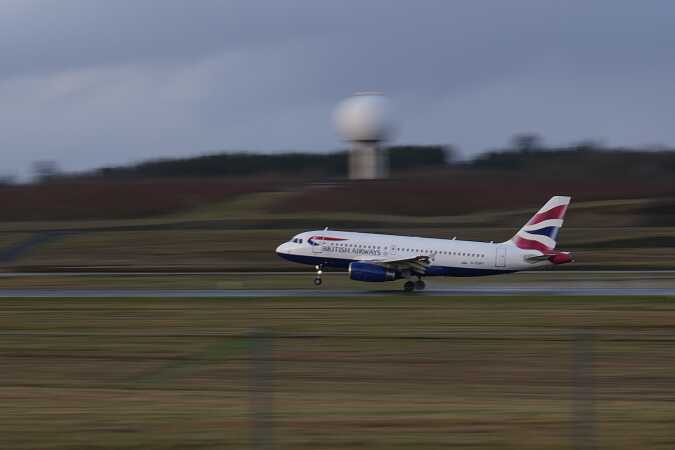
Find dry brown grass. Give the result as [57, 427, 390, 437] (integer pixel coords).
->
[272, 170, 675, 217]
[7, 226, 675, 271]
[0, 177, 292, 221]
[0, 295, 674, 450]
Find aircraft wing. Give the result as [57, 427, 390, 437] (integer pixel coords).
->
[356, 255, 433, 274]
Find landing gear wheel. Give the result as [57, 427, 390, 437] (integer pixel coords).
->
[403, 281, 415, 292]
[415, 280, 426, 291]
[313, 264, 324, 286]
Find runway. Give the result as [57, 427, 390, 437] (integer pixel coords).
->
[1, 270, 675, 277]
[0, 287, 673, 297]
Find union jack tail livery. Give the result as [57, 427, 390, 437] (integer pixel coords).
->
[509, 196, 571, 252]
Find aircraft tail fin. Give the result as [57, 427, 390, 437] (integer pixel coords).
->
[508, 196, 571, 252]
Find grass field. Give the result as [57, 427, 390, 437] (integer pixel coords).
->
[3, 226, 675, 272]
[1, 295, 674, 450]
[0, 193, 674, 271]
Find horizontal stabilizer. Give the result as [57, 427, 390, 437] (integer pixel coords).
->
[525, 251, 573, 265]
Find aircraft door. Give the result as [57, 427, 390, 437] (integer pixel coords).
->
[389, 243, 397, 257]
[495, 245, 507, 268]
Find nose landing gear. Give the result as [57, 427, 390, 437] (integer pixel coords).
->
[314, 265, 323, 286]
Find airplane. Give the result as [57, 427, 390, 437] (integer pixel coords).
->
[275, 196, 573, 291]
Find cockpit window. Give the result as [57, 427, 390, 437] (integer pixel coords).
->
[291, 238, 303, 244]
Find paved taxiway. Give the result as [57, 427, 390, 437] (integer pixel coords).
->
[0, 287, 673, 297]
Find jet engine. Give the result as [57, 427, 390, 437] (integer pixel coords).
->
[348, 262, 397, 282]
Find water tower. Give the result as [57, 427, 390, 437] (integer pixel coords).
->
[334, 93, 394, 180]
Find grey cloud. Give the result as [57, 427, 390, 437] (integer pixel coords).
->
[1, 0, 675, 177]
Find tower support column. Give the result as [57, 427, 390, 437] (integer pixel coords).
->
[349, 141, 387, 180]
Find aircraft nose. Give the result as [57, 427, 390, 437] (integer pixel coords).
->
[276, 242, 291, 254]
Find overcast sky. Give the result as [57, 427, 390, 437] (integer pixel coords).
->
[1, 0, 674, 177]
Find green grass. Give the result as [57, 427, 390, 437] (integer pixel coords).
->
[574, 235, 675, 248]
[2, 193, 675, 271]
[0, 233, 31, 251]
[0, 295, 674, 450]
[7, 226, 675, 271]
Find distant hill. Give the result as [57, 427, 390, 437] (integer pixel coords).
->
[0, 145, 673, 221]
[91, 146, 449, 179]
[470, 147, 675, 178]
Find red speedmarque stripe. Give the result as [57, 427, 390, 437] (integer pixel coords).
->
[527, 205, 568, 225]
[310, 236, 348, 241]
[514, 236, 553, 251]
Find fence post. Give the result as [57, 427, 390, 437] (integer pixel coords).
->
[571, 329, 596, 450]
[250, 330, 275, 450]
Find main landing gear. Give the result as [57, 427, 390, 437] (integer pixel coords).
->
[403, 278, 426, 292]
[314, 265, 323, 286]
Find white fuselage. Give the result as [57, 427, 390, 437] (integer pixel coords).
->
[276, 230, 554, 276]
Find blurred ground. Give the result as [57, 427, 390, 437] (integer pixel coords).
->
[0, 295, 673, 450]
[1, 149, 674, 272]
[0, 191, 674, 272]
[0, 152, 673, 449]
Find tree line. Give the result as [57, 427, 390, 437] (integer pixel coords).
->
[90, 146, 450, 179]
[19, 135, 675, 183]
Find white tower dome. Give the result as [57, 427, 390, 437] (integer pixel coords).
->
[334, 93, 394, 143]
[334, 93, 395, 180]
